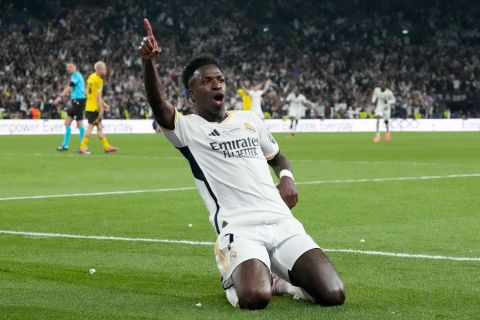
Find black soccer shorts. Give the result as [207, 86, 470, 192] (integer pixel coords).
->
[66, 99, 86, 120]
[86, 111, 101, 125]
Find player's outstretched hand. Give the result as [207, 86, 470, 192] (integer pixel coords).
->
[139, 18, 162, 60]
[277, 177, 298, 209]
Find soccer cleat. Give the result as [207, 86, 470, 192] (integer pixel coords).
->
[271, 273, 315, 302]
[56, 145, 68, 151]
[385, 132, 391, 142]
[78, 147, 91, 155]
[104, 146, 118, 153]
[373, 134, 381, 143]
[271, 273, 289, 296]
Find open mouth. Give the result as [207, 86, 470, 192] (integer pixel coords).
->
[212, 93, 225, 104]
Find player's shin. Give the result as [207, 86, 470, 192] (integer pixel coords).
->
[100, 137, 111, 149]
[79, 126, 85, 142]
[63, 126, 71, 147]
[80, 137, 89, 149]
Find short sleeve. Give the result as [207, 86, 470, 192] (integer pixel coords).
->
[253, 114, 279, 160]
[70, 74, 77, 86]
[161, 109, 191, 148]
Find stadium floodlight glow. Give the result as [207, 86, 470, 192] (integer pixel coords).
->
[402, 29, 409, 35]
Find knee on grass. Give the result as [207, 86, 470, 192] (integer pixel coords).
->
[312, 287, 346, 306]
[237, 286, 272, 310]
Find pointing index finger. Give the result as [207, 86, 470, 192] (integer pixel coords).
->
[144, 18, 153, 36]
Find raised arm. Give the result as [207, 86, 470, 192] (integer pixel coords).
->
[268, 150, 298, 209]
[262, 79, 272, 92]
[138, 18, 175, 130]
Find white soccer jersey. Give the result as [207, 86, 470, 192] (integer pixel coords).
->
[372, 87, 395, 108]
[372, 87, 396, 119]
[247, 90, 264, 119]
[162, 110, 292, 234]
[287, 93, 307, 119]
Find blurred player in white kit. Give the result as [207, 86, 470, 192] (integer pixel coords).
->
[286, 88, 314, 135]
[245, 79, 271, 119]
[372, 82, 396, 142]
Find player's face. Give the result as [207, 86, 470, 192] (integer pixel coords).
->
[189, 64, 226, 114]
[97, 65, 107, 77]
[65, 64, 75, 75]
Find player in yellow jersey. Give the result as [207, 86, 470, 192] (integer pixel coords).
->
[236, 88, 251, 111]
[78, 61, 118, 155]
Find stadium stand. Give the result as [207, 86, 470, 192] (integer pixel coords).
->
[1, 0, 479, 119]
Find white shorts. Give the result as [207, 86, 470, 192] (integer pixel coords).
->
[375, 105, 391, 120]
[214, 217, 320, 289]
[288, 105, 305, 119]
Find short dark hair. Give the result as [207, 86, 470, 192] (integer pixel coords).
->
[182, 55, 221, 89]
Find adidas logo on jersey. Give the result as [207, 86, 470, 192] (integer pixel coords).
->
[208, 129, 220, 136]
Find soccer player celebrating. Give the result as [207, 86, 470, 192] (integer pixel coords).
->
[54, 63, 86, 151]
[242, 79, 272, 119]
[78, 61, 118, 155]
[372, 82, 396, 143]
[286, 87, 315, 135]
[139, 19, 345, 310]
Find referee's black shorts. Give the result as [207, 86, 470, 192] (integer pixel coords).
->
[86, 111, 101, 125]
[66, 99, 86, 120]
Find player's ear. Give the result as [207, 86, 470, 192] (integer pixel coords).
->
[188, 88, 196, 103]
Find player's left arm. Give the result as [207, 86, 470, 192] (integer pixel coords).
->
[268, 151, 298, 209]
[256, 115, 298, 208]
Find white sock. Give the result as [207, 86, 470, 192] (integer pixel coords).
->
[274, 275, 315, 302]
[225, 287, 239, 308]
[289, 286, 315, 302]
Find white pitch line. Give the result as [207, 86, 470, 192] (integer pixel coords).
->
[1, 173, 479, 202]
[0, 152, 183, 161]
[0, 187, 196, 201]
[296, 173, 480, 185]
[1, 152, 477, 168]
[0, 230, 478, 262]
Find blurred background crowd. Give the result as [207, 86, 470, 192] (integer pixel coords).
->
[1, 0, 479, 120]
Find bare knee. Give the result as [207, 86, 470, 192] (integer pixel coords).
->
[237, 286, 271, 310]
[312, 285, 346, 306]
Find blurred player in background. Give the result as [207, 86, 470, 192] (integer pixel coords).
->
[236, 86, 251, 111]
[139, 18, 344, 310]
[54, 63, 86, 151]
[372, 82, 396, 142]
[286, 88, 315, 135]
[78, 61, 118, 155]
[241, 79, 272, 119]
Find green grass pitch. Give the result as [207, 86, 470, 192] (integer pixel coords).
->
[0, 132, 479, 319]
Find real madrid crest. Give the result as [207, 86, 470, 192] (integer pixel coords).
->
[244, 123, 256, 133]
